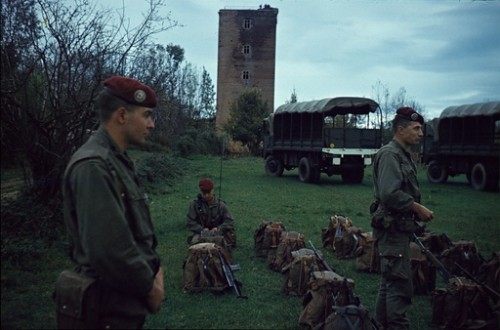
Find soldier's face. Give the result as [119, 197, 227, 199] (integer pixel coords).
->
[125, 106, 155, 145]
[399, 121, 423, 146]
[201, 189, 214, 202]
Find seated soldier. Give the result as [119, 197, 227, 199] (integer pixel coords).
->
[186, 178, 236, 250]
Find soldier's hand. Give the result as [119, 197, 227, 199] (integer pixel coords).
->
[147, 267, 165, 314]
[412, 202, 434, 222]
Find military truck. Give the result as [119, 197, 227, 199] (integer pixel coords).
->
[423, 101, 500, 191]
[262, 97, 382, 183]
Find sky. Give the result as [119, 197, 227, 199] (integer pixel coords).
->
[115, 0, 500, 119]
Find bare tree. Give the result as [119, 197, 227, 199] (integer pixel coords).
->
[1, 0, 177, 200]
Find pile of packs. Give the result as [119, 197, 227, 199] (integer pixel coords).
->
[254, 220, 375, 329]
[180, 215, 499, 329]
[320, 214, 499, 329]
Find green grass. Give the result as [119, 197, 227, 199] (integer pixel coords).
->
[1, 155, 499, 329]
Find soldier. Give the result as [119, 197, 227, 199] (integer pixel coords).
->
[186, 178, 236, 250]
[371, 107, 434, 330]
[60, 76, 164, 329]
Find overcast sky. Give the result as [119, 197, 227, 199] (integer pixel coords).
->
[117, 0, 500, 118]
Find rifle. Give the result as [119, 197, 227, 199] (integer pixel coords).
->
[454, 262, 500, 299]
[218, 250, 248, 299]
[413, 233, 453, 283]
[308, 240, 335, 272]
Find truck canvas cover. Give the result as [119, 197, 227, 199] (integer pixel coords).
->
[440, 101, 500, 119]
[273, 97, 379, 115]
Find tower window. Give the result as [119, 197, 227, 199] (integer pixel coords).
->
[242, 71, 250, 80]
[243, 44, 251, 55]
[243, 18, 252, 30]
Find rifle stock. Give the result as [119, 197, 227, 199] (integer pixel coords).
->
[308, 240, 335, 272]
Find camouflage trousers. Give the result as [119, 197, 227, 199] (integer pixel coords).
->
[374, 228, 413, 330]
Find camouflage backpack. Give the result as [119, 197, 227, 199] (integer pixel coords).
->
[254, 221, 286, 258]
[354, 232, 379, 273]
[431, 276, 495, 329]
[182, 242, 230, 293]
[299, 271, 356, 329]
[321, 215, 352, 250]
[281, 248, 323, 296]
[268, 231, 305, 272]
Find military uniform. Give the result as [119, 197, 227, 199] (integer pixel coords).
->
[186, 195, 236, 248]
[63, 127, 160, 327]
[372, 139, 421, 330]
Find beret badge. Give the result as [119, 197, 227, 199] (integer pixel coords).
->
[134, 90, 147, 103]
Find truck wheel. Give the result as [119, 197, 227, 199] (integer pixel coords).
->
[427, 160, 448, 184]
[298, 157, 319, 183]
[471, 163, 498, 191]
[265, 155, 284, 177]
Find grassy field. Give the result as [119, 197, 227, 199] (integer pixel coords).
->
[1, 155, 499, 329]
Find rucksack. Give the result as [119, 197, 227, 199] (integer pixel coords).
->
[335, 226, 364, 260]
[431, 276, 496, 329]
[409, 241, 436, 295]
[196, 232, 233, 263]
[321, 215, 352, 251]
[419, 231, 452, 255]
[299, 271, 356, 329]
[440, 240, 484, 277]
[281, 248, 323, 296]
[182, 242, 230, 293]
[268, 231, 305, 272]
[477, 251, 500, 296]
[354, 232, 379, 273]
[318, 304, 372, 330]
[254, 221, 286, 258]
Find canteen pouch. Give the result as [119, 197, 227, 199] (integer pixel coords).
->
[54, 270, 99, 329]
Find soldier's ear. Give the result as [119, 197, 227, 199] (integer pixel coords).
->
[114, 107, 128, 124]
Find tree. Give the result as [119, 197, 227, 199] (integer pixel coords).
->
[198, 67, 216, 120]
[224, 89, 269, 155]
[0, 0, 177, 200]
[285, 88, 298, 104]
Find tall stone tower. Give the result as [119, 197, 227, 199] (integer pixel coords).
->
[216, 5, 278, 132]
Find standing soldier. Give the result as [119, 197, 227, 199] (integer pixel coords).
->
[58, 76, 164, 329]
[371, 107, 434, 330]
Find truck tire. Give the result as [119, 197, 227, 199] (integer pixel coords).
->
[265, 155, 284, 177]
[427, 160, 448, 184]
[471, 162, 498, 191]
[298, 157, 320, 183]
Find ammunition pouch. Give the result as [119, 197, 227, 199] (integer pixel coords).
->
[54, 270, 100, 329]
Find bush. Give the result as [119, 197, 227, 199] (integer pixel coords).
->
[174, 128, 222, 157]
[135, 153, 188, 194]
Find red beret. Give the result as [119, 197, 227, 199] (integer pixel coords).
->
[103, 76, 157, 108]
[396, 107, 424, 124]
[198, 178, 214, 192]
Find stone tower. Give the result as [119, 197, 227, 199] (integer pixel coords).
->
[216, 5, 278, 131]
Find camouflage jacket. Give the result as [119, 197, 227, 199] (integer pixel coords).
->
[186, 195, 234, 233]
[372, 139, 421, 215]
